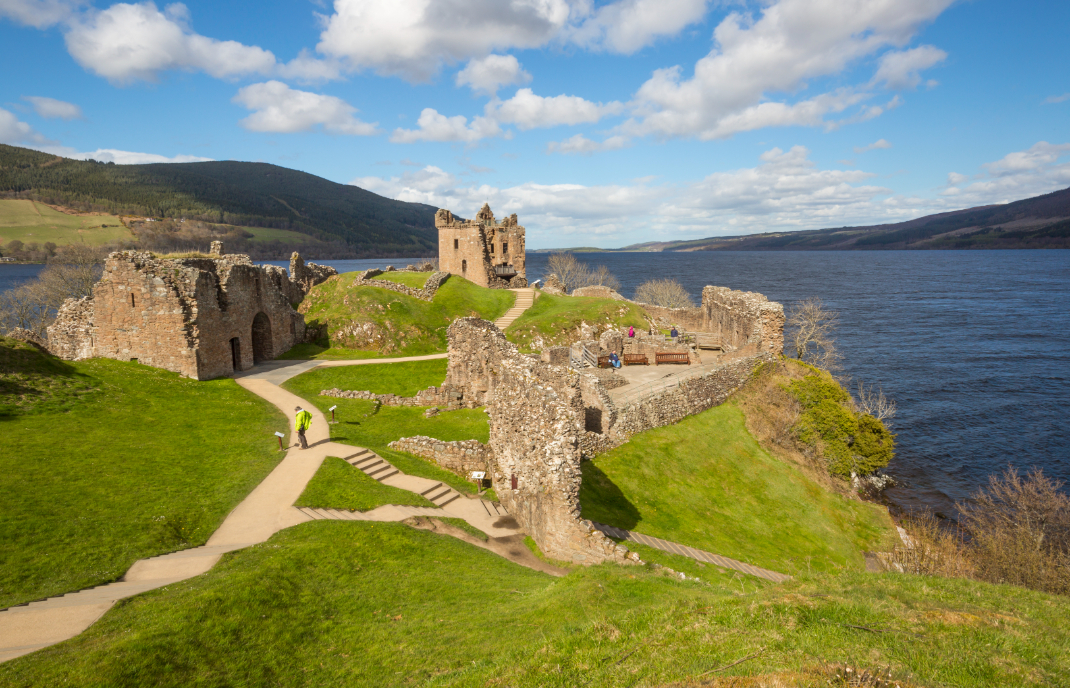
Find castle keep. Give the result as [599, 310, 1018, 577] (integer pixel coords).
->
[47, 245, 335, 380]
[436, 203, 527, 288]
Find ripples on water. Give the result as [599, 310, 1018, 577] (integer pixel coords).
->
[5, 251, 1067, 514]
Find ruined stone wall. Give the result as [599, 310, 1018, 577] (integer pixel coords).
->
[447, 318, 636, 565]
[388, 436, 491, 476]
[572, 285, 625, 300]
[607, 353, 774, 443]
[701, 286, 784, 355]
[351, 270, 451, 301]
[320, 385, 471, 409]
[638, 303, 707, 333]
[47, 248, 308, 380]
[290, 252, 338, 296]
[621, 333, 699, 363]
[436, 205, 527, 289]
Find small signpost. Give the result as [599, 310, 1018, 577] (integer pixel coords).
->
[470, 470, 486, 493]
[329, 405, 338, 423]
[274, 431, 285, 451]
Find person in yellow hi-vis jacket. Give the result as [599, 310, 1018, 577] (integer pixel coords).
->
[294, 406, 312, 449]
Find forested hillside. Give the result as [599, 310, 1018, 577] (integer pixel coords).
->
[0, 144, 438, 257]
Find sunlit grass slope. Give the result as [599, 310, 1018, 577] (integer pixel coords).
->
[580, 403, 895, 574]
[2, 521, 1066, 687]
[0, 341, 286, 608]
[284, 273, 514, 359]
[0, 199, 129, 246]
[504, 291, 648, 350]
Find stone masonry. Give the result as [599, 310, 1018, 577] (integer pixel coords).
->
[351, 269, 451, 301]
[444, 318, 636, 565]
[635, 286, 784, 355]
[436, 204, 527, 289]
[319, 385, 471, 409]
[47, 246, 334, 380]
[387, 436, 491, 476]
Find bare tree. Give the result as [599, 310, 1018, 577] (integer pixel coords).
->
[587, 264, 622, 292]
[787, 297, 842, 372]
[546, 252, 589, 293]
[855, 380, 897, 423]
[634, 278, 695, 309]
[0, 245, 104, 338]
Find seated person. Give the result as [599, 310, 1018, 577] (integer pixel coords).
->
[609, 352, 621, 368]
[628, 326, 635, 338]
[670, 325, 679, 338]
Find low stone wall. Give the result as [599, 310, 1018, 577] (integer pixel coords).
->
[352, 270, 450, 302]
[608, 353, 774, 443]
[319, 385, 471, 409]
[637, 302, 706, 332]
[388, 436, 491, 475]
[46, 296, 94, 360]
[622, 333, 699, 364]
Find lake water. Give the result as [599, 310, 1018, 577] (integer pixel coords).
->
[5, 250, 1067, 515]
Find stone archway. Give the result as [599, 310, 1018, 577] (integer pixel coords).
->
[251, 312, 273, 364]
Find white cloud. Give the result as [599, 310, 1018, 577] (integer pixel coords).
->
[854, 138, 891, 154]
[65, 2, 276, 83]
[0, 107, 51, 145]
[232, 81, 377, 135]
[489, 88, 624, 130]
[628, 0, 954, 139]
[390, 108, 502, 143]
[0, 0, 83, 28]
[63, 148, 212, 164]
[22, 95, 83, 120]
[943, 142, 1070, 205]
[1044, 93, 1070, 104]
[455, 55, 531, 96]
[871, 45, 946, 89]
[316, 0, 575, 81]
[548, 134, 629, 154]
[275, 49, 344, 82]
[567, 0, 710, 53]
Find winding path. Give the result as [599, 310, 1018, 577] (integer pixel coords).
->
[0, 287, 789, 663]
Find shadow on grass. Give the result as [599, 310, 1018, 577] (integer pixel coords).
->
[579, 461, 642, 531]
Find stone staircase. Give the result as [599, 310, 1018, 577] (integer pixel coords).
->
[493, 288, 535, 330]
[418, 482, 462, 508]
[295, 505, 442, 521]
[343, 449, 464, 508]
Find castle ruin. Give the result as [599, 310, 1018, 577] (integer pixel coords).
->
[47, 245, 336, 380]
[436, 203, 527, 288]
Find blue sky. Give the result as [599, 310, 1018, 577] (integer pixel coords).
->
[1, 0, 1068, 248]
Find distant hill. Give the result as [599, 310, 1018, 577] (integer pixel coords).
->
[0, 144, 439, 257]
[618, 186, 1070, 252]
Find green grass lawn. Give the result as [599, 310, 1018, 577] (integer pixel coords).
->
[372, 270, 434, 288]
[0, 199, 130, 247]
[505, 291, 649, 350]
[282, 360, 490, 497]
[0, 345, 286, 608]
[2, 521, 1066, 687]
[239, 225, 325, 244]
[295, 457, 434, 511]
[292, 273, 514, 359]
[580, 403, 895, 575]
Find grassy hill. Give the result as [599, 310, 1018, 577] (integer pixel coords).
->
[0, 337, 286, 608]
[0, 199, 129, 247]
[504, 292, 649, 350]
[0, 143, 439, 256]
[286, 273, 515, 359]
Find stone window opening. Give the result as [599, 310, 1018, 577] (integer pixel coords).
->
[230, 337, 241, 372]
[461, 259, 467, 274]
[130, 293, 135, 307]
[454, 238, 459, 250]
[490, 243, 494, 254]
[251, 312, 273, 364]
[585, 406, 604, 434]
[502, 241, 508, 254]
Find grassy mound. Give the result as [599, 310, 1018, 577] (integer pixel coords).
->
[295, 457, 434, 511]
[0, 336, 99, 415]
[282, 361, 489, 497]
[3, 521, 1066, 686]
[580, 402, 894, 574]
[288, 273, 514, 359]
[371, 270, 435, 287]
[505, 291, 648, 350]
[0, 354, 285, 608]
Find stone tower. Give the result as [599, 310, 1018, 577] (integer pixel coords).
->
[435, 203, 527, 289]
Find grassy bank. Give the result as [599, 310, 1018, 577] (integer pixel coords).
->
[295, 457, 435, 511]
[0, 343, 286, 608]
[0, 199, 129, 246]
[291, 273, 514, 359]
[505, 291, 648, 350]
[580, 402, 894, 574]
[2, 521, 1066, 687]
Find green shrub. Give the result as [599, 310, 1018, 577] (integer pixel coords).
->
[788, 372, 895, 478]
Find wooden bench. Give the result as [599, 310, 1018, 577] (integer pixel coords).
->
[656, 352, 690, 365]
[694, 333, 722, 350]
[597, 355, 612, 369]
[623, 353, 649, 366]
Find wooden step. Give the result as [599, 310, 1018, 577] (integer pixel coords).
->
[419, 482, 444, 497]
[365, 464, 394, 479]
[436, 493, 460, 507]
[355, 458, 383, 471]
[373, 468, 399, 481]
